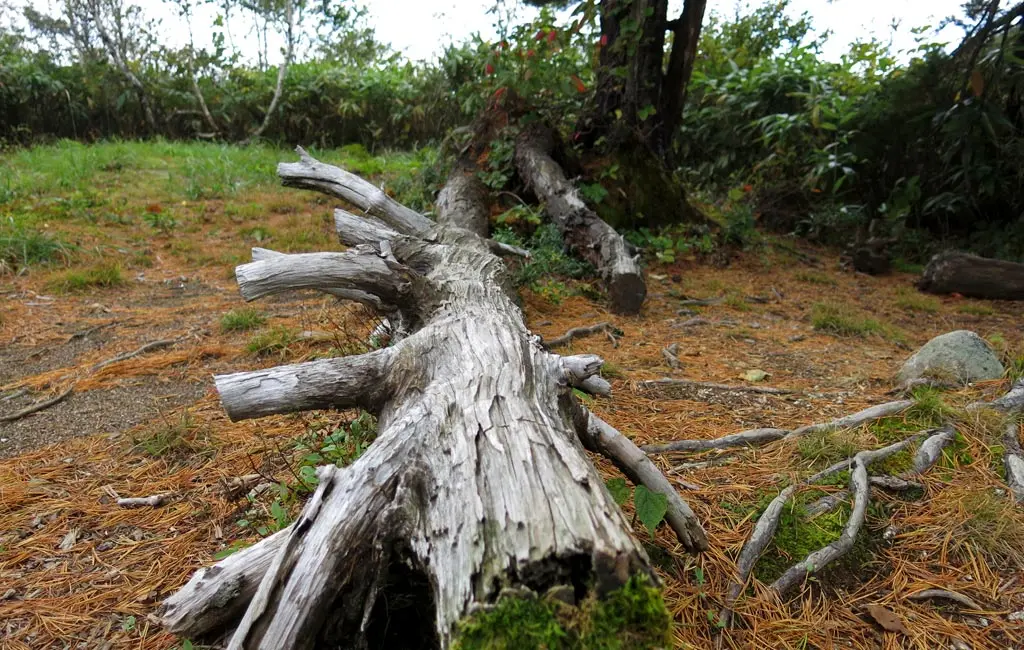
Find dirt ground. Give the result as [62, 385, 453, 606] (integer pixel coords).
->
[1, 188, 1023, 649]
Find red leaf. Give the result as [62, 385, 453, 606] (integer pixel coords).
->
[547, 30, 557, 43]
[600, 34, 609, 46]
[536, 30, 545, 41]
[571, 75, 587, 93]
[485, 63, 495, 75]
[526, 49, 535, 58]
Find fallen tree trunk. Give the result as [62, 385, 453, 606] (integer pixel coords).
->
[917, 251, 1024, 300]
[156, 148, 704, 648]
[515, 125, 647, 315]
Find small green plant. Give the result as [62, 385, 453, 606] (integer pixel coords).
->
[220, 308, 267, 332]
[894, 288, 939, 313]
[46, 261, 125, 293]
[290, 411, 378, 493]
[143, 211, 179, 234]
[247, 326, 296, 356]
[121, 615, 136, 633]
[605, 478, 668, 536]
[132, 412, 209, 459]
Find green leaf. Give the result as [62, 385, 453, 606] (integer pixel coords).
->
[634, 485, 668, 535]
[606, 477, 629, 506]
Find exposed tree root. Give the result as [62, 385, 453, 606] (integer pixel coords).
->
[0, 387, 74, 423]
[575, 409, 708, 552]
[117, 493, 174, 508]
[90, 338, 180, 372]
[643, 428, 788, 454]
[543, 322, 617, 349]
[907, 588, 983, 611]
[637, 378, 796, 400]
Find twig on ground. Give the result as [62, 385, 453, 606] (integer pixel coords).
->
[66, 320, 117, 342]
[907, 589, 983, 611]
[544, 322, 616, 349]
[662, 343, 682, 369]
[117, 493, 175, 508]
[90, 337, 180, 372]
[1, 388, 29, 403]
[678, 296, 723, 306]
[638, 378, 796, 398]
[644, 428, 788, 455]
[0, 387, 74, 423]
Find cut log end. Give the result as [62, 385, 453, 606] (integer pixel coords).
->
[608, 272, 647, 315]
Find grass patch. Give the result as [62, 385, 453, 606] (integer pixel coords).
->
[951, 489, 1024, 568]
[957, 303, 995, 316]
[797, 429, 859, 469]
[810, 301, 905, 343]
[45, 261, 124, 293]
[0, 220, 74, 271]
[220, 308, 267, 332]
[247, 326, 296, 356]
[132, 411, 211, 460]
[794, 270, 836, 286]
[894, 288, 940, 313]
[724, 292, 751, 311]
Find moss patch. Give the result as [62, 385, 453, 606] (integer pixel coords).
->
[453, 576, 671, 650]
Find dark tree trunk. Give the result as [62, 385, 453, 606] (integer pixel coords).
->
[573, 0, 709, 230]
[917, 250, 1024, 300]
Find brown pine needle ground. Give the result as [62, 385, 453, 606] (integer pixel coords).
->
[2, 200, 1023, 648]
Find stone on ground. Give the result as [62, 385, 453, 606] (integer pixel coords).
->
[897, 330, 1004, 386]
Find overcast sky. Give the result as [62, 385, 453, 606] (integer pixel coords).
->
[26, 0, 967, 64]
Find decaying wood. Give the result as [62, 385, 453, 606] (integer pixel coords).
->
[543, 322, 616, 349]
[158, 147, 685, 648]
[117, 493, 174, 508]
[0, 387, 74, 423]
[515, 125, 647, 315]
[907, 589, 983, 611]
[662, 343, 682, 369]
[638, 378, 795, 400]
[1004, 420, 1024, 505]
[575, 409, 707, 551]
[643, 428, 788, 455]
[917, 250, 1024, 300]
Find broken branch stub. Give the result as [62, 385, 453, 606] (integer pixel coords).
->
[515, 125, 647, 315]
[158, 150, 683, 649]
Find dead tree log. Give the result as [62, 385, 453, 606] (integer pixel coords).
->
[917, 251, 1024, 300]
[156, 148, 704, 648]
[515, 125, 647, 315]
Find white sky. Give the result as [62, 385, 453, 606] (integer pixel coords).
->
[25, 0, 967, 64]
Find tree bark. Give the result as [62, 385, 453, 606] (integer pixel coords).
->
[243, 0, 296, 144]
[917, 250, 1024, 300]
[515, 125, 647, 314]
[156, 148, 695, 648]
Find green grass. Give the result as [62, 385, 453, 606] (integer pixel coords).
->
[45, 261, 124, 293]
[894, 288, 940, 313]
[247, 326, 296, 356]
[797, 429, 858, 469]
[794, 270, 837, 286]
[957, 303, 995, 316]
[810, 301, 905, 343]
[0, 220, 74, 270]
[132, 411, 211, 460]
[220, 308, 267, 332]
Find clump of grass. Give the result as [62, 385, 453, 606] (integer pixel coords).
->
[950, 489, 1024, 568]
[46, 261, 124, 293]
[247, 326, 296, 356]
[132, 412, 210, 459]
[220, 308, 267, 332]
[794, 270, 837, 286]
[0, 220, 74, 271]
[957, 303, 995, 316]
[810, 301, 905, 343]
[724, 292, 751, 311]
[894, 288, 940, 313]
[797, 429, 859, 469]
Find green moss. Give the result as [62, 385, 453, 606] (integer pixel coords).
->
[869, 387, 952, 443]
[453, 576, 671, 650]
[797, 429, 858, 469]
[872, 448, 915, 475]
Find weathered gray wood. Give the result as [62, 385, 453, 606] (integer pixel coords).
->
[278, 146, 434, 235]
[991, 379, 1024, 413]
[159, 150, 677, 649]
[235, 246, 412, 305]
[1004, 420, 1024, 504]
[436, 170, 489, 237]
[786, 400, 913, 439]
[214, 349, 395, 421]
[917, 250, 1024, 300]
[643, 428, 788, 454]
[576, 410, 708, 551]
[515, 125, 646, 315]
[249, 247, 388, 309]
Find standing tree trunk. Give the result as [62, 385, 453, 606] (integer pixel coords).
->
[155, 148, 705, 648]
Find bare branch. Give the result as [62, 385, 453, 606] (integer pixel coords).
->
[643, 428, 788, 455]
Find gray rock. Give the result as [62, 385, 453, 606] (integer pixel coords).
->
[897, 330, 1004, 386]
